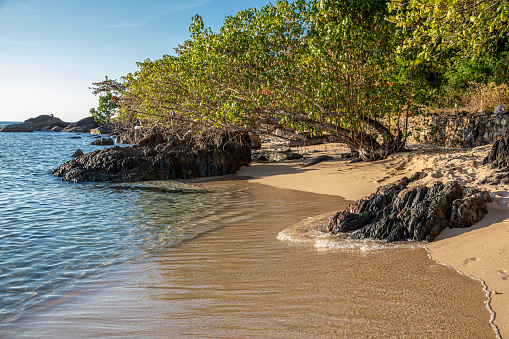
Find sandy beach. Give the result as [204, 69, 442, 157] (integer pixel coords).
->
[238, 142, 509, 337]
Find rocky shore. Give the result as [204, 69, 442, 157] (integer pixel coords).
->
[325, 173, 491, 243]
[52, 132, 251, 182]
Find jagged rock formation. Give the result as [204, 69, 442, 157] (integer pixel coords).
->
[326, 173, 491, 243]
[52, 133, 251, 182]
[484, 126, 509, 167]
[62, 117, 100, 133]
[0, 115, 69, 132]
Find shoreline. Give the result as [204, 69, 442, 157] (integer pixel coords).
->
[2, 181, 494, 337]
[237, 142, 509, 338]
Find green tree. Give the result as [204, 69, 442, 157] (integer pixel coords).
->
[120, 0, 417, 160]
[390, 0, 509, 60]
[90, 93, 118, 125]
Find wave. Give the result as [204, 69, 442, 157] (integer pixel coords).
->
[277, 213, 421, 252]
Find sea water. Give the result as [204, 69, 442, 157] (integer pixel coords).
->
[0, 127, 239, 322]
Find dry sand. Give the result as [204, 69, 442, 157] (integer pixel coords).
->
[238, 142, 509, 338]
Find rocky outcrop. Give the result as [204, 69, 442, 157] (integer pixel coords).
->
[90, 138, 114, 146]
[62, 117, 99, 133]
[52, 133, 251, 182]
[0, 122, 33, 132]
[0, 115, 69, 132]
[484, 126, 509, 167]
[326, 174, 491, 243]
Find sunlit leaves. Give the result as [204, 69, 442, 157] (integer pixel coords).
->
[117, 0, 415, 155]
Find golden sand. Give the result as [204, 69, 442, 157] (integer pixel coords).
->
[239, 142, 508, 337]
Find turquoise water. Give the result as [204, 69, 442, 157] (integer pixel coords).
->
[0, 128, 236, 321]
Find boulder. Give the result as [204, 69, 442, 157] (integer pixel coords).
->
[326, 174, 491, 243]
[0, 115, 68, 132]
[90, 138, 115, 146]
[52, 132, 251, 183]
[51, 126, 64, 132]
[62, 117, 99, 133]
[71, 149, 84, 158]
[484, 126, 509, 167]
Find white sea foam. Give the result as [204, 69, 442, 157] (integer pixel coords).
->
[277, 215, 420, 252]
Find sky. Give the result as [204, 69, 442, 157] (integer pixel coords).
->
[0, 0, 274, 122]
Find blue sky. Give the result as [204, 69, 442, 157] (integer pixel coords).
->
[0, 0, 273, 122]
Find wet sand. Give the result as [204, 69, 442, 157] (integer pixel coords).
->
[1, 182, 494, 338]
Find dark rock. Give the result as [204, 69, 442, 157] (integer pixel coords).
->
[90, 138, 115, 146]
[302, 155, 332, 167]
[0, 122, 34, 132]
[0, 115, 69, 132]
[326, 174, 491, 243]
[71, 149, 84, 158]
[484, 127, 509, 167]
[252, 150, 303, 162]
[25, 115, 69, 130]
[134, 133, 167, 147]
[62, 117, 99, 133]
[52, 132, 251, 183]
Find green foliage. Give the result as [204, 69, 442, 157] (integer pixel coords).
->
[119, 0, 414, 159]
[390, 0, 509, 61]
[90, 93, 118, 125]
[113, 0, 509, 158]
[443, 49, 509, 90]
[388, 0, 509, 110]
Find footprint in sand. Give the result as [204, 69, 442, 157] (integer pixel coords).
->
[497, 270, 508, 281]
[463, 257, 481, 265]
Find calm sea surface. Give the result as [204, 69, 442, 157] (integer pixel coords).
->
[0, 126, 240, 322]
[0, 123, 495, 337]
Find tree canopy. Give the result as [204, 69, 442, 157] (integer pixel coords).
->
[116, 0, 419, 160]
[98, 0, 509, 160]
[90, 92, 118, 125]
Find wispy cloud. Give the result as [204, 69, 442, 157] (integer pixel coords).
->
[0, 38, 45, 47]
[105, 0, 212, 29]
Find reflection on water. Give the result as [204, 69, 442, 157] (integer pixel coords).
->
[0, 132, 242, 322]
[2, 182, 495, 338]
